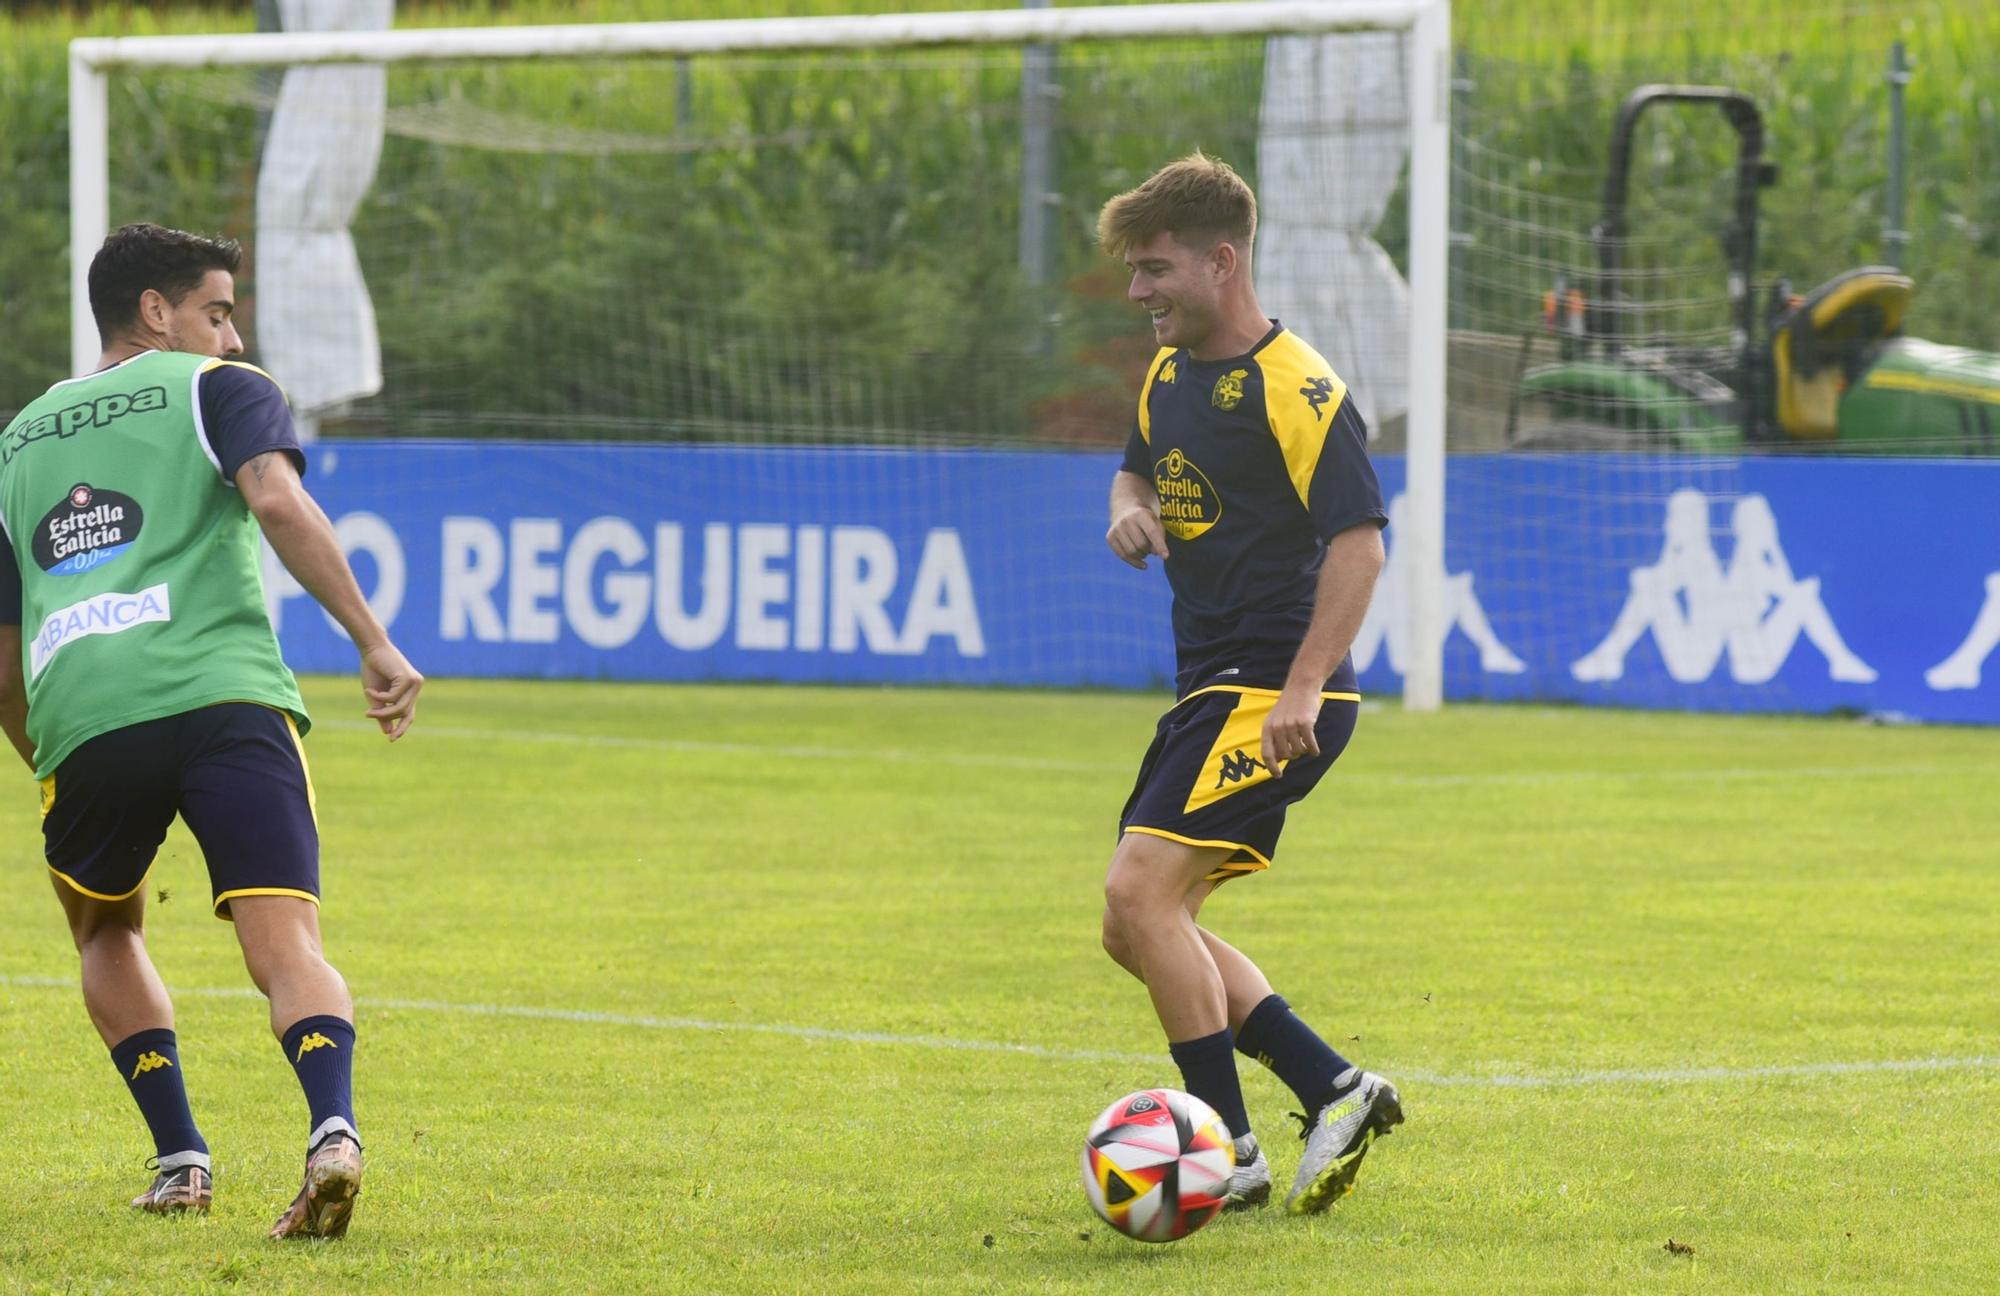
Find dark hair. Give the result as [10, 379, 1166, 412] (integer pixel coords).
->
[1096, 151, 1257, 259]
[87, 222, 243, 343]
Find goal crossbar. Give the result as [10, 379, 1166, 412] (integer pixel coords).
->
[67, 0, 1451, 709]
[70, 2, 1438, 69]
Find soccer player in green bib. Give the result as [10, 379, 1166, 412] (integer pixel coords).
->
[0, 223, 423, 1239]
[1096, 156, 1404, 1215]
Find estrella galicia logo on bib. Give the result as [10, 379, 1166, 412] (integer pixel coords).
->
[33, 483, 144, 576]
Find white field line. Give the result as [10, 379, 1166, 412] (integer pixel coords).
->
[4, 974, 1994, 1089]
[313, 719, 1996, 788]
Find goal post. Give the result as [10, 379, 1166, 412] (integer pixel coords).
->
[68, 0, 1450, 708]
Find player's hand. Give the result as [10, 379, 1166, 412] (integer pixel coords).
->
[1107, 506, 1170, 569]
[1261, 683, 1323, 776]
[358, 641, 424, 741]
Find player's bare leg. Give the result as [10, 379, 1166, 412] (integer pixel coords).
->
[54, 881, 171, 1046]
[233, 896, 364, 1240]
[1104, 883, 1276, 1031]
[1102, 833, 1232, 1039]
[53, 880, 213, 1213]
[232, 895, 351, 1034]
[1102, 834, 1272, 1207]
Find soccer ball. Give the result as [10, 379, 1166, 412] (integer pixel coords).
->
[1080, 1088, 1235, 1242]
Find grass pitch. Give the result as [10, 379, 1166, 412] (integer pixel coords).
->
[1, 677, 1996, 1294]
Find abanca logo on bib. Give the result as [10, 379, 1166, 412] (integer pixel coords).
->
[30, 583, 172, 679]
[33, 483, 144, 576]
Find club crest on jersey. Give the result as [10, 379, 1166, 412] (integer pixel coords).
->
[1154, 449, 1221, 541]
[1211, 368, 1250, 411]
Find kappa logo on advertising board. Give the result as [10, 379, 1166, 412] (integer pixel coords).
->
[33, 483, 144, 576]
[1354, 493, 1525, 678]
[1929, 572, 2000, 691]
[1571, 490, 1876, 686]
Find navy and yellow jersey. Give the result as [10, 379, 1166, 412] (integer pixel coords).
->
[1121, 321, 1387, 697]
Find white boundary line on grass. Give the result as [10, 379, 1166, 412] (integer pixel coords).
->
[313, 720, 1998, 788]
[5, 974, 1995, 1089]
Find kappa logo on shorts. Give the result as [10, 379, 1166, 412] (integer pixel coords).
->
[294, 1032, 339, 1062]
[1214, 749, 1270, 788]
[130, 1051, 175, 1079]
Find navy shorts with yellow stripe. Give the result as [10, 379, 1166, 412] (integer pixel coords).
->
[1118, 685, 1359, 879]
[40, 702, 320, 919]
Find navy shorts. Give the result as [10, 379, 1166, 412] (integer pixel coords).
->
[1119, 685, 1359, 880]
[40, 703, 320, 920]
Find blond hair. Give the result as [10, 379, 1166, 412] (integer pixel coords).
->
[1096, 151, 1257, 258]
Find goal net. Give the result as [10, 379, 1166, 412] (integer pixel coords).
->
[70, 3, 1450, 697]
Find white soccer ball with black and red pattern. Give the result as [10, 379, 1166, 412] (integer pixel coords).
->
[1080, 1088, 1235, 1242]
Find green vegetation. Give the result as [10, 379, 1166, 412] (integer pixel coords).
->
[1, 0, 1991, 438]
[1, 676, 1996, 1292]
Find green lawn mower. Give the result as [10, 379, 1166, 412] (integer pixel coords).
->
[1508, 85, 2000, 455]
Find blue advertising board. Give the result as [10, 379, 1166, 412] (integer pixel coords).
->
[275, 442, 2000, 724]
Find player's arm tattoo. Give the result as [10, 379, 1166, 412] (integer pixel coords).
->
[245, 450, 281, 484]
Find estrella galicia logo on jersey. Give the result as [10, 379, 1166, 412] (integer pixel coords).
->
[1299, 376, 1336, 420]
[1154, 448, 1222, 541]
[1214, 749, 1270, 789]
[2, 386, 167, 465]
[1211, 368, 1250, 411]
[130, 1051, 174, 1079]
[33, 483, 144, 576]
[294, 1032, 339, 1062]
[1159, 359, 1178, 384]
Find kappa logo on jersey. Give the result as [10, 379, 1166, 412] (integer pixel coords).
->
[29, 582, 172, 679]
[294, 1032, 339, 1062]
[1159, 359, 1178, 385]
[32, 483, 144, 576]
[1154, 448, 1222, 541]
[1211, 368, 1250, 411]
[2, 386, 167, 465]
[1214, 749, 1269, 788]
[130, 1051, 175, 1079]
[1299, 376, 1336, 420]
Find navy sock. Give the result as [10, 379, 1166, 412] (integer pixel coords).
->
[281, 1015, 359, 1151]
[1168, 1028, 1253, 1141]
[109, 1028, 208, 1163]
[1235, 994, 1354, 1115]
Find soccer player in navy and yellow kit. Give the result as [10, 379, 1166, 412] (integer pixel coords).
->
[0, 224, 423, 1238]
[1097, 154, 1404, 1215]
